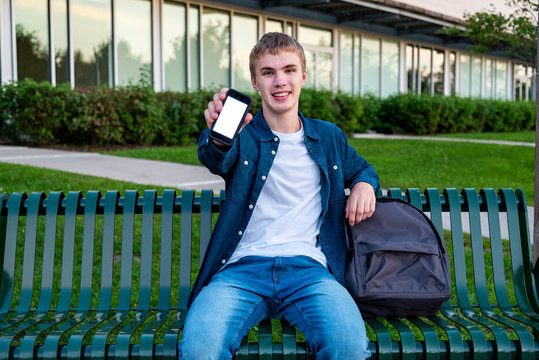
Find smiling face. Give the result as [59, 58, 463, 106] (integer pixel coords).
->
[251, 50, 307, 131]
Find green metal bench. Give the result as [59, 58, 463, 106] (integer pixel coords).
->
[0, 188, 537, 359]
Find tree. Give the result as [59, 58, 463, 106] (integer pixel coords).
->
[444, 0, 536, 63]
[444, 0, 539, 265]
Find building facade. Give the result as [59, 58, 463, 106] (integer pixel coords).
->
[0, 0, 535, 101]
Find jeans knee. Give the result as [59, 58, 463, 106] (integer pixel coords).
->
[315, 335, 371, 360]
[178, 339, 233, 360]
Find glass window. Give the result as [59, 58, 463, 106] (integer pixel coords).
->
[189, 6, 200, 90]
[15, 0, 49, 82]
[471, 56, 481, 97]
[72, 0, 112, 87]
[361, 36, 380, 96]
[53, 0, 69, 84]
[340, 32, 353, 93]
[232, 14, 257, 92]
[299, 25, 332, 47]
[514, 63, 526, 100]
[485, 58, 494, 98]
[305, 49, 315, 89]
[449, 52, 456, 95]
[266, 19, 283, 33]
[202, 8, 230, 88]
[286, 22, 294, 37]
[318, 52, 332, 90]
[433, 50, 444, 95]
[381, 40, 398, 98]
[406, 45, 415, 93]
[460, 54, 471, 97]
[116, 0, 152, 86]
[419, 47, 431, 95]
[527, 66, 535, 100]
[354, 35, 360, 95]
[495, 60, 507, 100]
[163, 1, 186, 91]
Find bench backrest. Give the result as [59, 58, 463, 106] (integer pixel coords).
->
[0, 188, 537, 321]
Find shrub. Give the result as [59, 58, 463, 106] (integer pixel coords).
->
[0, 80, 535, 146]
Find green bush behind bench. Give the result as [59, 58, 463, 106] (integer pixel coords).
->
[0, 79, 535, 146]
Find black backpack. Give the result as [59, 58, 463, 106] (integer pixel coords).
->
[345, 197, 451, 318]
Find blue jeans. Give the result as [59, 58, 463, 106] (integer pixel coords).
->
[178, 256, 371, 359]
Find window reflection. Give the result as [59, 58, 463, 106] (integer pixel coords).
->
[406, 45, 416, 93]
[362, 37, 379, 96]
[485, 59, 493, 98]
[116, 0, 152, 86]
[305, 50, 315, 89]
[189, 6, 200, 90]
[72, 0, 112, 87]
[266, 19, 283, 34]
[433, 50, 444, 95]
[419, 47, 431, 95]
[299, 25, 332, 47]
[460, 54, 470, 97]
[202, 8, 230, 88]
[163, 2, 186, 91]
[449, 52, 456, 95]
[318, 52, 332, 90]
[233, 14, 257, 92]
[53, 0, 69, 85]
[381, 40, 398, 97]
[15, 0, 49, 82]
[340, 32, 353, 93]
[495, 60, 507, 100]
[471, 56, 481, 97]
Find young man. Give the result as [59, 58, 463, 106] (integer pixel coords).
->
[179, 32, 379, 359]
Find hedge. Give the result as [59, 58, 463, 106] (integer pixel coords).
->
[0, 79, 535, 146]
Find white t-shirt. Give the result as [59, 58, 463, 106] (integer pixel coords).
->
[226, 124, 327, 267]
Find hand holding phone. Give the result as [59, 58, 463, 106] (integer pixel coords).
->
[208, 89, 252, 147]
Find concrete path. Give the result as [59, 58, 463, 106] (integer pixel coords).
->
[0, 141, 534, 240]
[0, 145, 225, 192]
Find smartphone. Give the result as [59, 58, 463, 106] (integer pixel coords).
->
[209, 89, 251, 147]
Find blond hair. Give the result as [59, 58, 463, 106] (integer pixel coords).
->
[249, 32, 306, 79]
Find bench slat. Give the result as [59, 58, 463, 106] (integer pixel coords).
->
[0, 189, 537, 359]
[16, 193, 70, 360]
[39, 191, 97, 359]
[65, 190, 120, 359]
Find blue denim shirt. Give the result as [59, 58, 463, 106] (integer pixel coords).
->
[188, 109, 380, 307]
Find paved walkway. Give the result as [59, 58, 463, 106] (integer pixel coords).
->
[0, 145, 225, 192]
[0, 136, 534, 239]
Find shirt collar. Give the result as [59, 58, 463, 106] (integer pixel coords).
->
[253, 108, 320, 142]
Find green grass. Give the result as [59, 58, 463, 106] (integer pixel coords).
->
[435, 130, 535, 143]
[102, 138, 535, 200]
[0, 162, 172, 194]
[104, 146, 200, 166]
[349, 138, 534, 200]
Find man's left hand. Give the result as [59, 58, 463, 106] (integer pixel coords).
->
[345, 182, 376, 226]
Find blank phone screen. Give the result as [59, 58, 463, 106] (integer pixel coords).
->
[212, 96, 249, 139]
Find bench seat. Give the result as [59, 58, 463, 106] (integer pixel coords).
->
[0, 188, 538, 359]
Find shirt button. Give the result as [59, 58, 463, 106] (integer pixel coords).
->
[333, 165, 338, 170]
[271, 150, 276, 155]
[261, 175, 267, 181]
[221, 259, 226, 264]
[249, 204, 254, 209]
[273, 137, 279, 142]
[244, 160, 249, 165]
[238, 230, 243, 236]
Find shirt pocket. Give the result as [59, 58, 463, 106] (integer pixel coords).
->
[327, 161, 347, 204]
[228, 156, 256, 203]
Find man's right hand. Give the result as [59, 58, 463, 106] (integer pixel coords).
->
[204, 87, 253, 130]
